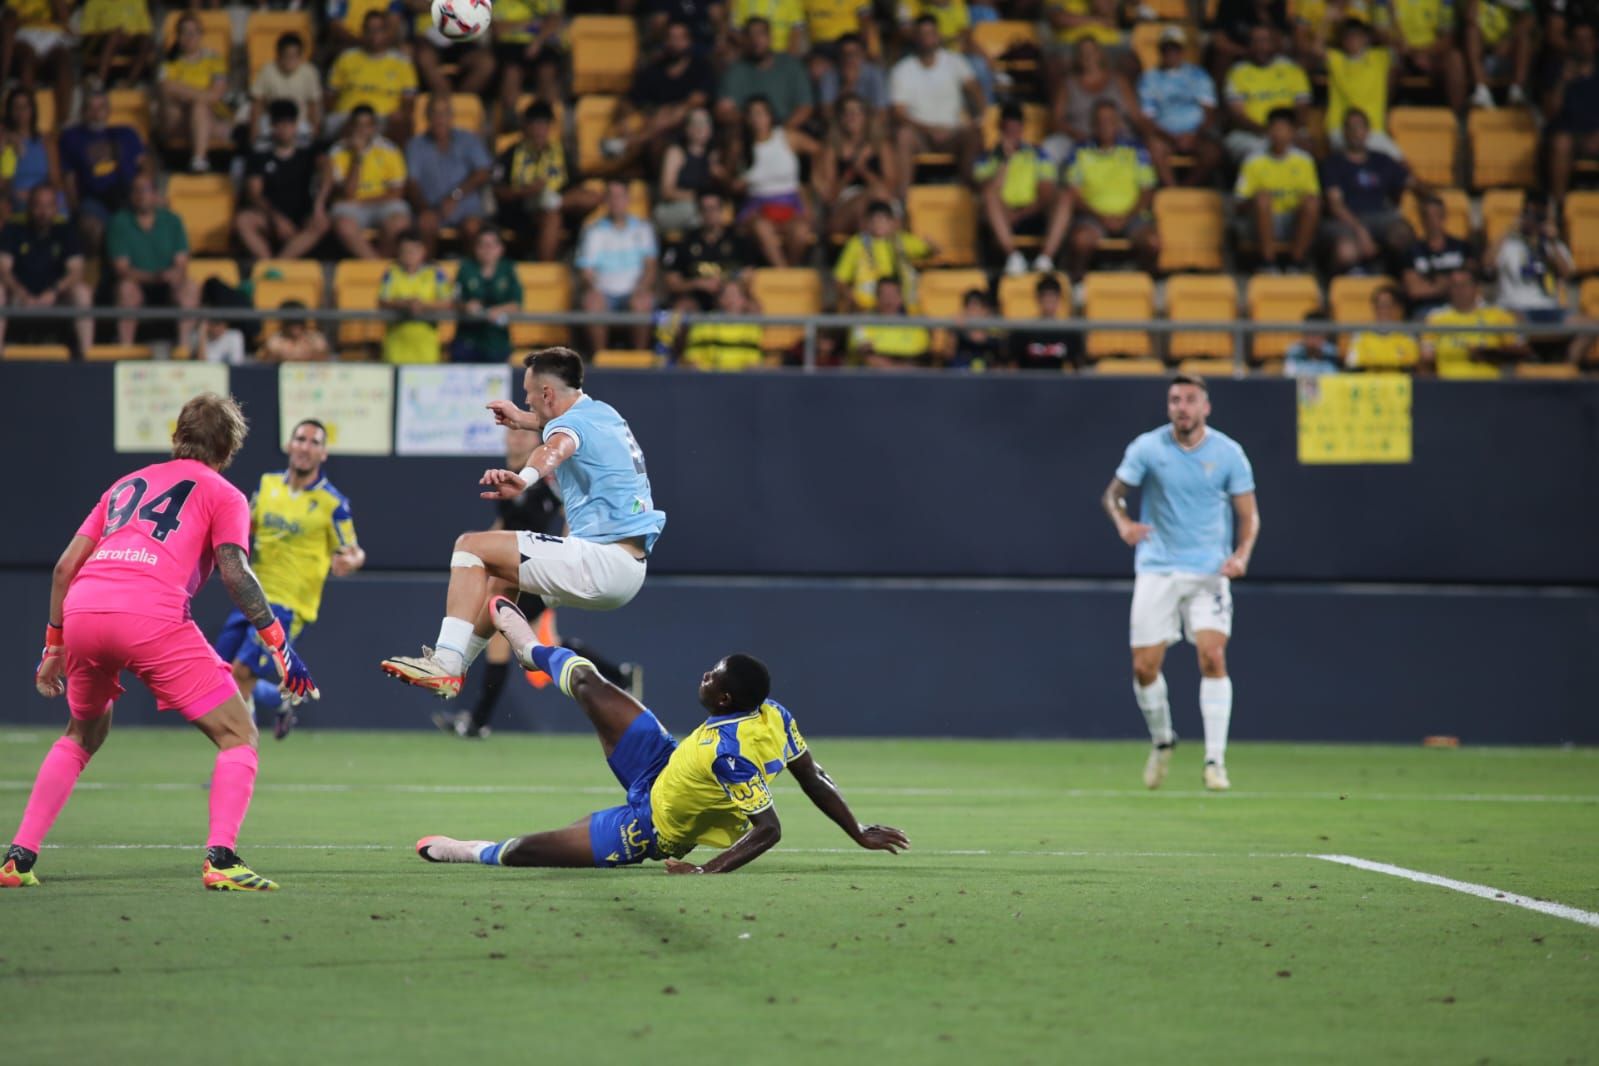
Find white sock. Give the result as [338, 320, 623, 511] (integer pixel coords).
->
[433, 617, 475, 674]
[1199, 676, 1233, 765]
[1134, 675, 1174, 745]
[463, 633, 490, 669]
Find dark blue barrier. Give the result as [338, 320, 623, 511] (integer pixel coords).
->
[2, 572, 1593, 744]
[7, 364, 1598, 583]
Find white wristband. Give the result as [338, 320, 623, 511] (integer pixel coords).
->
[518, 466, 540, 485]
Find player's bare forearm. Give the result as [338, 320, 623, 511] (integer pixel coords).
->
[789, 752, 866, 843]
[48, 536, 97, 626]
[1231, 492, 1260, 559]
[692, 809, 782, 874]
[216, 543, 277, 629]
[1102, 477, 1131, 529]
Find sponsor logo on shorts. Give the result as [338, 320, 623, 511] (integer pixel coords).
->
[94, 546, 159, 566]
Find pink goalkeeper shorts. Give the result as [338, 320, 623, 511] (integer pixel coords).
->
[63, 612, 237, 722]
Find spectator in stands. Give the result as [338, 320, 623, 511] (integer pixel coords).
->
[662, 189, 757, 308]
[490, 0, 565, 132]
[0, 183, 93, 356]
[1138, 26, 1222, 189]
[1, 87, 61, 215]
[1042, 0, 1126, 88]
[58, 89, 145, 253]
[1345, 286, 1421, 371]
[157, 13, 228, 174]
[656, 107, 729, 233]
[1389, 0, 1467, 114]
[681, 278, 772, 370]
[327, 11, 419, 141]
[948, 288, 1003, 370]
[1286, 0, 1386, 66]
[1322, 18, 1400, 158]
[378, 229, 451, 363]
[81, 0, 155, 91]
[976, 102, 1059, 277]
[1423, 270, 1528, 377]
[814, 93, 897, 238]
[107, 173, 200, 352]
[849, 276, 932, 367]
[494, 100, 596, 262]
[1465, 0, 1533, 108]
[1234, 107, 1321, 271]
[453, 229, 524, 363]
[1224, 24, 1311, 162]
[1491, 193, 1576, 328]
[1036, 100, 1159, 280]
[1006, 274, 1077, 371]
[732, 95, 818, 267]
[0, 0, 71, 133]
[236, 100, 328, 261]
[891, 15, 983, 197]
[727, 0, 809, 57]
[1403, 193, 1477, 318]
[248, 32, 323, 146]
[406, 94, 493, 257]
[1045, 38, 1138, 166]
[259, 301, 331, 362]
[644, 0, 722, 55]
[575, 179, 660, 353]
[804, 0, 879, 61]
[409, 0, 496, 98]
[1545, 0, 1599, 59]
[1283, 310, 1344, 375]
[1320, 109, 1414, 275]
[816, 32, 889, 116]
[613, 19, 716, 167]
[1206, 0, 1290, 86]
[324, 105, 413, 260]
[191, 318, 248, 364]
[833, 198, 935, 311]
[1545, 21, 1599, 204]
[896, 0, 996, 106]
[718, 17, 816, 130]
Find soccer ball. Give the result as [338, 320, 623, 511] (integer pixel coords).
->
[431, 0, 492, 41]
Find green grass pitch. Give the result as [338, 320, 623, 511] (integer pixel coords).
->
[2, 727, 1596, 1065]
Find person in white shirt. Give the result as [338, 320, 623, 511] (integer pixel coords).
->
[194, 319, 247, 365]
[575, 179, 659, 353]
[890, 15, 981, 197]
[1490, 193, 1595, 363]
[248, 32, 323, 145]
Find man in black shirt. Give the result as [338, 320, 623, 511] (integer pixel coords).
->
[0, 183, 93, 355]
[661, 189, 755, 308]
[609, 19, 716, 165]
[1401, 193, 1476, 318]
[1006, 274, 1079, 370]
[234, 100, 328, 260]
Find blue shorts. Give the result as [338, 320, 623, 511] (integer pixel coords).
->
[212, 605, 302, 679]
[587, 710, 677, 868]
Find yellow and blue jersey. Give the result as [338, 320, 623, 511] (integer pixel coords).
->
[649, 700, 808, 855]
[250, 472, 358, 626]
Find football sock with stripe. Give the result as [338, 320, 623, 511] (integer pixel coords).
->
[474, 838, 520, 866]
[527, 645, 593, 697]
[1200, 677, 1233, 765]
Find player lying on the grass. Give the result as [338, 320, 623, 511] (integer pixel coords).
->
[416, 597, 909, 873]
[213, 418, 364, 741]
[3, 393, 318, 892]
[382, 346, 665, 700]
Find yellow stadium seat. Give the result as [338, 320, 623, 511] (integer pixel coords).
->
[254, 278, 323, 310]
[980, 102, 1050, 150]
[1399, 188, 1470, 242]
[1130, 23, 1198, 73]
[998, 272, 1069, 320]
[166, 175, 235, 255]
[916, 269, 988, 318]
[1089, 357, 1168, 375]
[1581, 277, 1599, 317]
[1083, 272, 1155, 360]
[1512, 362, 1580, 379]
[592, 349, 661, 369]
[332, 261, 391, 347]
[1329, 275, 1397, 325]
[33, 91, 55, 136]
[1144, 0, 1194, 19]
[575, 95, 624, 176]
[749, 267, 823, 352]
[513, 263, 573, 349]
[1177, 356, 1239, 378]
[246, 11, 314, 78]
[1389, 108, 1457, 188]
[906, 185, 977, 267]
[1166, 274, 1239, 361]
[161, 10, 232, 59]
[1246, 275, 1322, 361]
[1, 344, 71, 361]
[85, 345, 155, 362]
[1468, 109, 1538, 190]
[187, 258, 240, 290]
[413, 93, 488, 135]
[1564, 192, 1599, 274]
[253, 259, 324, 286]
[570, 16, 639, 96]
[1154, 189, 1225, 272]
[1481, 188, 1525, 251]
[971, 21, 1039, 69]
[108, 89, 151, 141]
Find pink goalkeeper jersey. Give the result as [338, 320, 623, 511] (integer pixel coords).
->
[64, 459, 252, 623]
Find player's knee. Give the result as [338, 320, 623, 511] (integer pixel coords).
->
[1132, 662, 1161, 687]
[1197, 648, 1227, 677]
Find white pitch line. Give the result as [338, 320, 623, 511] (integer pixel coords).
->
[37, 843, 1279, 859]
[1310, 854, 1599, 930]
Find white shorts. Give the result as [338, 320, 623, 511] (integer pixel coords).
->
[514, 530, 647, 611]
[16, 28, 69, 55]
[1129, 572, 1233, 648]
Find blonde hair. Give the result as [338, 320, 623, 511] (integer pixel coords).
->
[172, 393, 249, 469]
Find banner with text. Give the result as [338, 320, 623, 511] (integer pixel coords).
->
[113, 362, 230, 453]
[1297, 374, 1413, 464]
[395, 365, 510, 456]
[278, 364, 395, 455]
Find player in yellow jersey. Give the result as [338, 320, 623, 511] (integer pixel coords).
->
[416, 598, 910, 873]
[212, 419, 365, 739]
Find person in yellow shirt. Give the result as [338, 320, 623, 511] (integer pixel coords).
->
[1422, 271, 1529, 378]
[490, 0, 565, 133]
[157, 13, 229, 174]
[681, 280, 773, 370]
[1234, 108, 1321, 269]
[378, 230, 451, 363]
[1323, 18, 1400, 155]
[1224, 24, 1313, 160]
[730, 0, 810, 56]
[1389, 0, 1467, 113]
[1465, 0, 1533, 108]
[82, 0, 156, 90]
[850, 277, 933, 365]
[0, 0, 71, 130]
[1347, 285, 1422, 370]
[806, 0, 879, 58]
[326, 10, 419, 140]
[833, 200, 936, 311]
[323, 105, 414, 259]
[1037, 100, 1159, 279]
[1045, 0, 1123, 47]
[976, 102, 1059, 276]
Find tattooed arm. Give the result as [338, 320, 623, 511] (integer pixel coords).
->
[216, 543, 277, 629]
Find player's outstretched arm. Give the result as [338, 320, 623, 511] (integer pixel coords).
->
[786, 751, 910, 855]
[665, 808, 783, 875]
[479, 432, 578, 501]
[217, 544, 319, 703]
[35, 535, 98, 697]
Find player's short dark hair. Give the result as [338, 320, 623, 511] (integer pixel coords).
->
[172, 393, 249, 469]
[525, 347, 585, 389]
[1169, 373, 1208, 394]
[268, 98, 299, 124]
[291, 418, 328, 443]
[1035, 275, 1063, 298]
[1266, 107, 1297, 127]
[524, 100, 554, 125]
[720, 654, 771, 712]
[277, 31, 304, 53]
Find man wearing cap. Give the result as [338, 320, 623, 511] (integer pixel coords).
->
[1136, 26, 1222, 188]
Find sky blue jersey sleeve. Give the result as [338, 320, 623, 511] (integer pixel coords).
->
[1115, 434, 1151, 487]
[1226, 441, 1256, 495]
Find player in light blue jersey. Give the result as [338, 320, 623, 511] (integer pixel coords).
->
[1102, 375, 1261, 792]
[382, 347, 666, 699]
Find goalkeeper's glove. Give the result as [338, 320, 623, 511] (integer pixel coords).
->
[35, 623, 64, 698]
[257, 618, 319, 704]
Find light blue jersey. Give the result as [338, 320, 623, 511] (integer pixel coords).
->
[1138, 63, 1217, 137]
[543, 395, 666, 553]
[1115, 425, 1254, 574]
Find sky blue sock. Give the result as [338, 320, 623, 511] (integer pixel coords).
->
[253, 678, 283, 713]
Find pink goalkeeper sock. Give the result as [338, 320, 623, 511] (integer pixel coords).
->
[207, 746, 259, 851]
[13, 736, 93, 853]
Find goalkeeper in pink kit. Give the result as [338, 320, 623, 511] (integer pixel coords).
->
[2, 393, 318, 892]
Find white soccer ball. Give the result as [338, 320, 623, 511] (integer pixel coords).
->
[431, 0, 492, 42]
